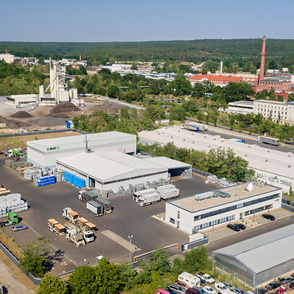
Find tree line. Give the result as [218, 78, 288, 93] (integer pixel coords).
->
[36, 246, 213, 294]
[138, 142, 254, 182]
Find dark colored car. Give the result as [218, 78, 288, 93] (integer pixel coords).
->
[235, 223, 246, 230]
[289, 282, 294, 289]
[198, 277, 206, 286]
[267, 282, 282, 290]
[278, 277, 293, 284]
[234, 289, 244, 294]
[256, 287, 269, 294]
[186, 288, 201, 294]
[227, 224, 241, 231]
[262, 214, 275, 221]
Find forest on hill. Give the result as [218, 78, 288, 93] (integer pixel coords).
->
[1, 39, 294, 67]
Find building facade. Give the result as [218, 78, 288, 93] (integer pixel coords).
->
[165, 182, 282, 235]
[189, 74, 243, 87]
[253, 100, 294, 125]
[0, 52, 14, 64]
[227, 101, 254, 114]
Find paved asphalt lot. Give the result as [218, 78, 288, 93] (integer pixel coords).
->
[0, 156, 218, 274]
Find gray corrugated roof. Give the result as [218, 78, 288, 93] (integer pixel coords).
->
[214, 224, 294, 273]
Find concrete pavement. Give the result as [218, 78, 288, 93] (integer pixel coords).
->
[0, 258, 34, 294]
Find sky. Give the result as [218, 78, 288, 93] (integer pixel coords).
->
[1, 0, 294, 42]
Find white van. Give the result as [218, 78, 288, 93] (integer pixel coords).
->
[178, 272, 200, 288]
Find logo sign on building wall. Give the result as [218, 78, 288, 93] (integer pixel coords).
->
[46, 146, 60, 151]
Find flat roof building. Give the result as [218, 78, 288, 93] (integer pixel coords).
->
[165, 182, 282, 235]
[214, 224, 294, 287]
[27, 131, 136, 168]
[139, 126, 294, 192]
[227, 101, 254, 114]
[56, 151, 169, 192]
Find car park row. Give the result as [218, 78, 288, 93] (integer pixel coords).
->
[156, 272, 294, 294]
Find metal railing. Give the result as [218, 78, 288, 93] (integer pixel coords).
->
[181, 235, 209, 251]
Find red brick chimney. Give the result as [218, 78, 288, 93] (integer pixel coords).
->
[258, 36, 266, 84]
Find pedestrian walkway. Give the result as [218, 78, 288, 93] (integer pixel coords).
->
[0, 258, 34, 294]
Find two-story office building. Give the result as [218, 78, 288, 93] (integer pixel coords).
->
[165, 182, 282, 235]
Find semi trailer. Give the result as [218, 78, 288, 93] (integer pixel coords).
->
[62, 207, 79, 224]
[256, 136, 280, 146]
[0, 212, 19, 227]
[86, 201, 103, 217]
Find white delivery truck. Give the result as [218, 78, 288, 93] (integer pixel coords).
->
[133, 188, 157, 203]
[160, 187, 180, 200]
[137, 191, 161, 207]
[156, 184, 175, 193]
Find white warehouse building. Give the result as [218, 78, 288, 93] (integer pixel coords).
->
[27, 131, 136, 168]
[56, 151, 169, 192]
[165, 182, 282, 235]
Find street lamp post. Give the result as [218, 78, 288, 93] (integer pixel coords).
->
[128, 235, 133, 262]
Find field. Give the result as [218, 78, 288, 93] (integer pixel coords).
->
[0, 131, 80, 150]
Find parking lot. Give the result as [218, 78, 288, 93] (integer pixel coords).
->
[0, 156, 218, 274]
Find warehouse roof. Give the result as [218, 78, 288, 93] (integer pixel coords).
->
[139, 127, 294, 179]
[28, 131, 135, 148]
[142, 156, 191, 170]
[168, 182, 280, 212]
[214, 224, 294, 273]
[56, 151, 167, 182]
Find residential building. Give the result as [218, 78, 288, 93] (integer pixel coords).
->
[0, 52, 14, 64]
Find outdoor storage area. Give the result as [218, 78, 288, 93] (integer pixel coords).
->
[213, 224, 294, 287]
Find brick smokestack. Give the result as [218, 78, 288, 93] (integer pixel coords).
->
[258, 36, 267, 84]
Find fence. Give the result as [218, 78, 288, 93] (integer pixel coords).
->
[192, 168, 212, 178]
[0, 242, 42, 285]
[0, 128, 88, 139]
[281, 202, 294, 213]
[215, 261, 255, 288]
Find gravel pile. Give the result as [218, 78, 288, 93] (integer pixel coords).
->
[51, 102, 80, 113]
[0, 116, 18, 129]
[33, 116, 67, 126]
[47, 113, 69, 119]
[90, 101, 129, 114]
[10, 111, 33, 118]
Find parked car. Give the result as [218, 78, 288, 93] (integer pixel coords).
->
[186, 288, 201, 294]
[235, 223, 246, 230]
[156, 289, 171, 294]
[289, 282, 294, 289]
[279, 277, 294, 284]
[234, 288, 244, 294]
[203, 286, 216, 294]
[168, 284, 186, 294]
[262, 214, 275, 221]
[266, 282, 282, 290]
[196, 276, 206, 286]
[256, 287, 268, 294]
[192, 286, 208, 294]
[12, 225, 28, 232]
[175, 281, 189, 290]
[202, 274, 215, 284]
[215, 282, 233, 294]
[276, 286, 290, 293]
[223, 282, 235, 291]
[227, 224, 241, 232]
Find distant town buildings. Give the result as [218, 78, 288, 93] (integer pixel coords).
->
[189, 74, 244, 87]
[0, 52, 14, 64]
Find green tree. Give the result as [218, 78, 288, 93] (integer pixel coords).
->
[131, 108, 139, 119]
[37, 274, 68, 294]
[196, 109, 205, 122]
[19, 236, 50, 277]
[144, 105, 165, 121]
[120, 107, 130, 119]
[148, 247, 170, 275]
[108, 85, 120, 98]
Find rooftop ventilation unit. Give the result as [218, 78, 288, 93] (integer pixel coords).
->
[245, 182, 254, 192]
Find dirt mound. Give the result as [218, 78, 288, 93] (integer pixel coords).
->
[0, 116, 18, 129]
[47, 113, 69, 119]
[51, 102, 80, 113]
[10, 111, 33, 118]
[33, 116, 67, 127]
[90, 101, 129, 114]
[15, 121, 32, 127]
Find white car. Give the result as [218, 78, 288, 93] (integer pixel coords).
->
[204, 286, 217, 294]
[215, 282, 234, 294]
[202, 274, 215, 284]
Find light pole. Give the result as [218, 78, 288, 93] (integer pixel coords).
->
[128, 235, 133, 262]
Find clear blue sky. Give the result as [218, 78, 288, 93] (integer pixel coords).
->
[2, 0, 294, 42]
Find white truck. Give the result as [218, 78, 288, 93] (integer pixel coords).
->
[137, 191, 161, 207]
[215, 282, 234, 294]
[157, 186, 180, 200]
[133, 188, 157, 203]
[62, 207, 79, 224]
[66, 228, 86, 248]
[184, 123, 208, 132]
[256, 136, 280, 146]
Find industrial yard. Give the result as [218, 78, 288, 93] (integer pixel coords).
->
[0, 155, 218, 274]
